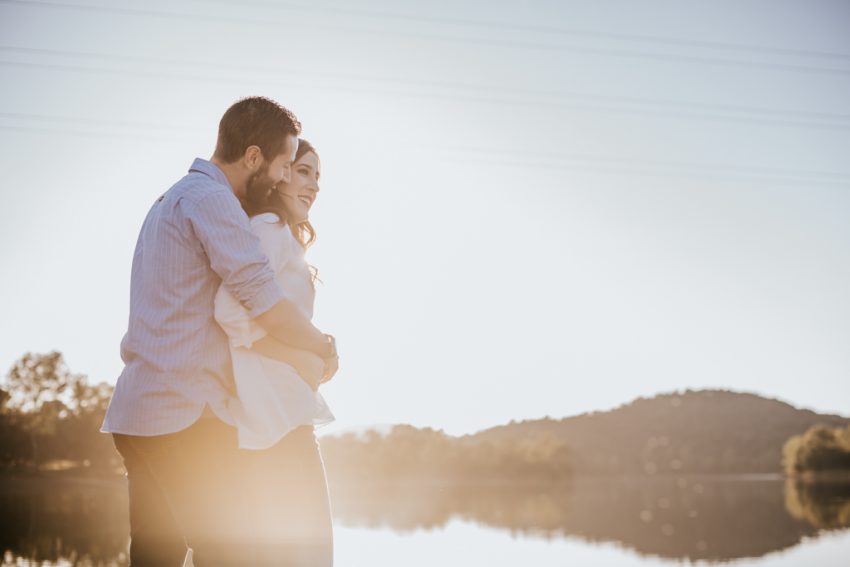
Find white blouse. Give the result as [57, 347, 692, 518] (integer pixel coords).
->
[214, 212, 334, 449]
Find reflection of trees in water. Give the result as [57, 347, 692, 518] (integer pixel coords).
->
[4, 476, 850, 564]
[332, 476, 850, 562]
[0, 476, 129, 566]
[541, 477, 814, 562]
[785, 480, 850, 530]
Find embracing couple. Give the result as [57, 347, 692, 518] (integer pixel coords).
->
[102, 96, 338, 566]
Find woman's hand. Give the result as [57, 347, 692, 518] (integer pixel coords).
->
[321, 355, 339, 385]
[296, 352, 327, 391]
[251, 336, 326, 391]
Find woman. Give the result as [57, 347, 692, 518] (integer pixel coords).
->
[214, 139, 335, 566]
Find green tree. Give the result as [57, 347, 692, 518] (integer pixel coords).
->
[5, 351, 85, 414]
[1, 351, 115, 470]
[783, 424, 850, 476]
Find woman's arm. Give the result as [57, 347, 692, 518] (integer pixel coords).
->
[250, 336, 326, 391]
[240, 213, 338, 389]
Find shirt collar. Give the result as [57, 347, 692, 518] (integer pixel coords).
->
[189, 158, 231, 189]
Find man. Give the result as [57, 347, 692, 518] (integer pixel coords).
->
[102, 96, 338, 566]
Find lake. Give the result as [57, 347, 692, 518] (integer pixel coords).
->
[2, 475, 849, 566]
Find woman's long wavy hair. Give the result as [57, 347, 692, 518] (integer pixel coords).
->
[242, 138, 321, 283]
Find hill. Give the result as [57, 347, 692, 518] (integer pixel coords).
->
[469, 389, 850, 474]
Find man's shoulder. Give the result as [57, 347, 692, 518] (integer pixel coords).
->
[171, 171, 234, 206]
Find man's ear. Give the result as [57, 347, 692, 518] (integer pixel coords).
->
[243, 145, 263, 171]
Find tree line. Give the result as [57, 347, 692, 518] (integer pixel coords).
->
[472, 390, 850, 475]
[0, 352, 118, 472]
[0, 351, 573, 482]
[320, 425, 573, 484]
[3, 351, 850, 483]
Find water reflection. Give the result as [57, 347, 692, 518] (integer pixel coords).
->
[2, 475, 849, 565]
[329, 476, 850, 562]
[1, 475, 128, 566]
[785, 479, 850, 531]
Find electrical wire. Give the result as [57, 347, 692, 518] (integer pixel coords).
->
[3, 0, 850, 76]
[3, 49, 849, 131]
[3, 113, 847, 186]
[192, 0, 850, 62]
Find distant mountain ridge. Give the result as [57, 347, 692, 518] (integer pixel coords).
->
[470, 390, 850, 474]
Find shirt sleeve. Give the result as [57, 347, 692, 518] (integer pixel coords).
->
[213, 213, 292, 348]
[186, 191, 285, 318]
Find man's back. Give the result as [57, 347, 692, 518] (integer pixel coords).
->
[102, 158, 285, 436]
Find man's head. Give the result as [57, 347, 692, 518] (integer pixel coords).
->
[213, 96, 301, 198]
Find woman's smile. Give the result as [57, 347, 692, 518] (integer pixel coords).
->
[278, 151, 320, 221]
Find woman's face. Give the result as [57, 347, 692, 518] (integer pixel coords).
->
[277, 151, 320, 223]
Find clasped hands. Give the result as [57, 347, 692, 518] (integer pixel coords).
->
[298, 349, 338, 391]
[249, 335, 339, 392]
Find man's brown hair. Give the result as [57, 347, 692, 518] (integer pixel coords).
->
[214, 96, 302, 163]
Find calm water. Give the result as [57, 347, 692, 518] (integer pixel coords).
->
[2, 475, 849, 566]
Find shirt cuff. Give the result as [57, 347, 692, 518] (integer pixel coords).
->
[229, 325, 269, 349]
[244, 279, 286, 318]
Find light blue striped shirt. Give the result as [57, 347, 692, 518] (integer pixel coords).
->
[102, 158, 286, 436]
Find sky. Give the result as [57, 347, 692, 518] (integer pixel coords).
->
[1, 0, 848, 436]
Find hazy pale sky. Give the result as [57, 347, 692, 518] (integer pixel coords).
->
[1, 0, 848, 435]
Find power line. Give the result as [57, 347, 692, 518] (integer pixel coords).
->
[2, 59, 846, 132]
[4, 44, 849, 125]
[447, 156, 850, 188]
[3, 48, 850, 131]
[0, 110, 191, 131]
[192, 0, 850, 62]
[0, 124, 190, 141]
[3, 0, 850, 77]
[3, 113, 848, 186]
[444, 145, 850, 181]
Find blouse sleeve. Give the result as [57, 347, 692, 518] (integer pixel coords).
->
[214, 213, 291, 348]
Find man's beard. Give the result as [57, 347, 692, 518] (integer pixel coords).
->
[245, 163, 276, 206]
